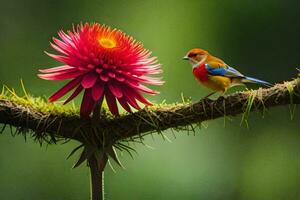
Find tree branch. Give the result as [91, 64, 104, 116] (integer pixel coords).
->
[0, 78, 299, 145]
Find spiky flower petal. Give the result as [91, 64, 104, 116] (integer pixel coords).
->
[38, 23, 163, 117]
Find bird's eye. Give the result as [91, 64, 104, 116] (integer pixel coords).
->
[189, 53, 197, 57]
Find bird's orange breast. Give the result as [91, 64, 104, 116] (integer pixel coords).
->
[192, 63, 232, 92]
[192, 64, 208, 82]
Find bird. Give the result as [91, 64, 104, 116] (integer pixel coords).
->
[183, 48, 272, 98]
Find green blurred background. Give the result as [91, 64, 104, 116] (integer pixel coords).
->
[0, 0, 299, 199]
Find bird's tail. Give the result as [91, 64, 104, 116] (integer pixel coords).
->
[242, 76, 273, 87]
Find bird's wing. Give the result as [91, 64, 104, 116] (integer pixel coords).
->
[205, 63, 245, 78]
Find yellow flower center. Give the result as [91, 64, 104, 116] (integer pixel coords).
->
[98, 37, 116, 49]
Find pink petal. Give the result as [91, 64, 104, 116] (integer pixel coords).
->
[135, 69, 163, 75]
[45, 51, 83, 67]
[126, 97, 141, 110]
[58, 31, 71, 43]
[134, 64, 161, 70]
[123, 88, 141, 110]
[136, 84, 158, 94]
[108, 72, 116, 78]
[81, 72, 98, 88]
[53, 37, 69, 51]
[92, 82, 104, 101]
[100, 74, 109, 82]
[133, 57, 157, 65]
[115, 75, 125, 82]
[63, 85, 83, 105]
[131, 64, 162, 72]
[45, 52, 70, 63]
[80, 89, 95, 118]
[39, 65, 75, 73]
[132, 90, 153, 106]
[126, 80, 158, 95]
[48, 76, 82, 102]
[108, 82, 123, 98]
[96, 68, 103, 74]
[50, 42, 68, 55]
[130, 75, 164, 85]
[57, 31, 77, 49]
[38, 69, 84, 80]
[105, 90, 119, 116]
[118, 97, 132, 113]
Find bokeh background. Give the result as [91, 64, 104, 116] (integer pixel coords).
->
[0, 0, 299, 199]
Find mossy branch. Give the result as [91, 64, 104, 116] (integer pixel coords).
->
[0, 78, 299, 146]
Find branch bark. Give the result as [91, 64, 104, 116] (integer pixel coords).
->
[0, 78, 299, 145]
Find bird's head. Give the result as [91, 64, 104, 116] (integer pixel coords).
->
[183, 48, 209, 66]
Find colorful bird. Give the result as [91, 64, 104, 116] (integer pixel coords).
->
[183, 48, 271, 97]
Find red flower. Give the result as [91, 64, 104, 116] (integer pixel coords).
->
[38, 23, 163, 117]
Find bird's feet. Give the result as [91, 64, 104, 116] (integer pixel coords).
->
[202, 92, 216, 100]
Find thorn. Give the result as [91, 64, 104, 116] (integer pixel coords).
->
[106, 146, 125, 169]
[73, 146, 94, 168]
[67, 144, 84, 160]
[73, 148, 88, 168]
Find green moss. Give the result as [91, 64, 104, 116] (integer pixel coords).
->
[0, 83, 180, 119]
[284, 81, 296, 120]
[241, 90, 257, 128]
[1, 85, 79, 117]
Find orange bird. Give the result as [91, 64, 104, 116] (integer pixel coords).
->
[183, 48, 271, 97]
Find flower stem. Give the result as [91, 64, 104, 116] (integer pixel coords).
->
[89, 98, 106, 200]
[88, 155, 105, 200]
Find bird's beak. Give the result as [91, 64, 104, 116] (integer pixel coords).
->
[183, 56, 189, 60]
